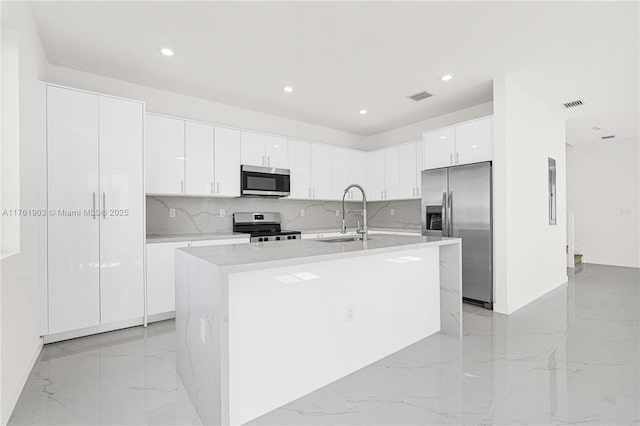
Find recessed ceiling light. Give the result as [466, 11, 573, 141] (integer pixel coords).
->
[283, 86, 293, 93]
[161, 48, 174, 57]
[360, 109, 368, 115]
[440, 74, 453, 82]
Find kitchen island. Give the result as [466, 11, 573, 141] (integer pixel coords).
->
[175, 235, 462, 425]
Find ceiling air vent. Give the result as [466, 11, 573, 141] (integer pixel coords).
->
[563, 99, 584, 109]
[601, 135, 616, 140]
[408, 91, 433, 102]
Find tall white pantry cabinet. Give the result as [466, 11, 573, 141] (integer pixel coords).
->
[44, 84, 145, 341]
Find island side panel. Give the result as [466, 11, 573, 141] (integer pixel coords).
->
[175, 249, 228, 426]
[226, 246, 440, 425]
[439, 242, 463, 336]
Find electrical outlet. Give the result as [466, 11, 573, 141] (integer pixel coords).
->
[219, 209, 226, 217]
[169, 208, 176, 218]
[390, 208, 395, 216]
[300, 208, 305, 217]
[336, 210, 340, 217]
[200, 319, 206, 343]
[346, 305, 354, 322]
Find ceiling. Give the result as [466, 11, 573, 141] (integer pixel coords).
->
[29, 1, 639, 144]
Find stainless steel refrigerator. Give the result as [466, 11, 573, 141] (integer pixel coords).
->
[421, 161, 493, 309]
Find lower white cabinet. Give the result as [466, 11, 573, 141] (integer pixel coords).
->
[146, 237, 249, 318]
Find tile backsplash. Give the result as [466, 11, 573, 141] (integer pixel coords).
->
[146, 196, 421, 235]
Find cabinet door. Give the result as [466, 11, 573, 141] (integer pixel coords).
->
[349, 150, 366, 201]
[384, 147, 401, 200]
[288, 139, 312, 199]
[454, 116, 493, 165]
[398, 143, 418, 199]
[367, 150, 385, 201]
[98, 96, 144, 324]
[330, 147, 350, 200]
[424, 127, 455, 170]
[240, 131, 265, 166]
[310, 143, 332, 199]
[146, 242, 188, 316]
[416, 140, 424, 196]
[215, 127, 241, 197]
[47, 85, 100, 334]
[145, 114, 185, 194]
[185, 121, 215, 195]
[264, 135, 288, 168]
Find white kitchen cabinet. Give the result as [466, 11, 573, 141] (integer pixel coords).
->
[310, 143, 332, 199]
[98, 96, 144, 325]
[214, 126, 241, 197]
[384, 147, 401, 200]
[264, 135, 288, 168]
[398, 141, 423, 199]
[416, 140, 424, 196]
[331, 147, 350, 200]
[349, 150, 366, 201]
[185, 121, 215, 195]
[454, 116, 493, 165]
[145, 114, 185, 194]
[47, 86, 101, 334]
[367, 150, 386, 201]
[146, 237, 249, 317]
[46, 85, 144, 336]
[241, 131, 288, 168]
[424, 126, 455, 170]
[423, 116, 493, 170]
[288, 139, 312, 199]
[146, 242, 188, 316]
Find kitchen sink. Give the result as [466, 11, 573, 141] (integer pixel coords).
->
[317, 236, 370, 243]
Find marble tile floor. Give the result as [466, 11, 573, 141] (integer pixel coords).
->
[9, 264, 639, 425]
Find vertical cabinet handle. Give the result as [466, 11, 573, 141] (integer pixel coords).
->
[217, 182, 220, 194]
[102, 192, 106, 218]
[450, 153, 453, 165]
[267, 156, 271, 166]
[181, 179, 184, 193]
[92, 192, 96, 219]
[210, 182, 214, 194]
[308, 188, 311, 198]
[384, 189, 387, 199]
[262, 155, 265, 166]
[456, 152, 459, 164]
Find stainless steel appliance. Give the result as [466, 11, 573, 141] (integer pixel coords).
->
[421, 161, 493, 309]
[240, 165, 290, 197]
[233, 212, 301, 242]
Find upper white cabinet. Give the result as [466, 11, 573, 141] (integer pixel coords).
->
[398, 142, 418, 199]
[241, 131, 288, 168]
[423, 116, 493, 170]
[310, 143, 332, 199]
[455, 116, 493, 165]
[145, 114, 185, 194]
[288, 139, 312, 199]
[185, 121, 214, 195]
[384, 147, 400, 200]
[330, 147, 350, 200]
[214, 127, 241, 197]
[367, 150, 386, 201]
[349, 150, 366, 201]
[46, 85, 144, 336]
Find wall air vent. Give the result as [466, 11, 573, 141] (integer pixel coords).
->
[408, 91, 433, 102]
[601, 135, 616, 140]
[563, 99, 584, 109]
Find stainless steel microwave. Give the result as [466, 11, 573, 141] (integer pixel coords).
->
[240, 165, 291, 197]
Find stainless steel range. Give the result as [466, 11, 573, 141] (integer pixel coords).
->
[232, 212, 301, 242]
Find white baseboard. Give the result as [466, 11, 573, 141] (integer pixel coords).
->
[2, 338, 43, 425]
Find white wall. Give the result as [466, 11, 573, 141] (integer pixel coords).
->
[493, 75, 568, 315]
[364, 102, 493, 150]
[46, 65, 366, 150]
[567, 138, 640, 267]
[0, 2, 49, 424]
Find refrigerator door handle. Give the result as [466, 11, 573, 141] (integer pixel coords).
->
[441, 192, 448, 236]
[448, 191, 453, 236]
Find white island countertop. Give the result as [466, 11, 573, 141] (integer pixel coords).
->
[179, 234, 460, 273]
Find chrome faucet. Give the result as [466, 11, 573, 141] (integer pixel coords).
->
[341, 184, 368, 241]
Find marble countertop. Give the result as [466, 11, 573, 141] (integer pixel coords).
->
[147, 227, 422, 243]
[146, 232, 249, 243]
[178, 234, 460, 273]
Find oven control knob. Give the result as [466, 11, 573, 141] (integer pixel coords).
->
[258, 238, 263, 242]
[291, 235, 297, 239]
[264, 237, 269, 241]
[276, 236, 281, 240]
[287, 236, 292, 240]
